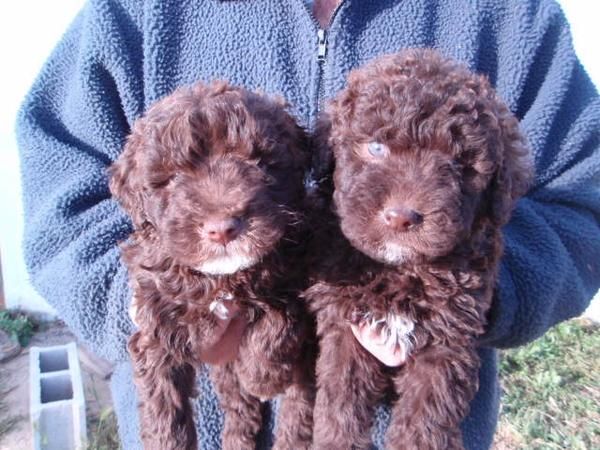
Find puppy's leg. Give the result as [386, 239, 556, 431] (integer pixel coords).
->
[234, 308, 305, 398]
[313, 325, 388, 450]
[234, 308, 315, 449]
[386, 345, 480, 450]
[272, 374, 315, 450]
[129, 330, 197, 450]
[211, 363, 263, 450]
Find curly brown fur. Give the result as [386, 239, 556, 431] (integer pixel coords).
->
[109, 81, 315, 450]
[305, 49, 533, 450]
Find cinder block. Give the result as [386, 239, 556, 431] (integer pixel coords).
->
[30, 342, 87, 450]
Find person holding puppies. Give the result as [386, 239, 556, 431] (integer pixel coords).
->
[17, 1, 600, 449]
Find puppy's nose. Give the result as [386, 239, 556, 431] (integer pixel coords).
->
[383, 207, 423, 231]
[205, 217, 242, 245]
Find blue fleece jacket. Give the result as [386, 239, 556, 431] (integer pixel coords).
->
[16, 1, 600, 449]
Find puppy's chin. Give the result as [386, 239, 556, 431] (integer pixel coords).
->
[339, 215, 411, 266]
[196, 253, 257, 276]
[346, 233, 414, 266]
[376, 243, 413, 265]
[363, 243, 415, 266]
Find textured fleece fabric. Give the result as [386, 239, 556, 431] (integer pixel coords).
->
[16, 1, 600, 449]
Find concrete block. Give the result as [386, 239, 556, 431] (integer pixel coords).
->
[30, 342, 87, 450]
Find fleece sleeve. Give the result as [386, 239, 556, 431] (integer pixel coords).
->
[16, 0, 144, 362]
[481, 0, 600, 348]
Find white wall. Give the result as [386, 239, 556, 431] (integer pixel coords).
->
[0, 1, 84, 315]
[0, 1, 598, 315]
[559, 0, 600, 84]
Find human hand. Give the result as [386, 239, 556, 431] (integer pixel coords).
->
[199, 300, 247, 365]
[129, 295, 246, 365]
[350, 317, 412, 367]
[129, 295, 140, 327]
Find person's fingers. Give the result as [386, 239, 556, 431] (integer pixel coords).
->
[209, 300, 241, 340]
[200, 313, 247, 365]
[129, 297, 139, 327]
[350, 322, 406, 367]
[365, 322, 388, 346]
[131, 294, 246, 365]
[210, 298, 240, 321]
[222, 300, 240, 320]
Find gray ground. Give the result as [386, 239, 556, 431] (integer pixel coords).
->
[0, 322, 114, 450]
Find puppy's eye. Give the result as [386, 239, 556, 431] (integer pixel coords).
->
[367, 142, 389, 158]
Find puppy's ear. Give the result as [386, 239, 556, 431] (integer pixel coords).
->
[109, 124, 149, 227]
[489, 103, 534, 225]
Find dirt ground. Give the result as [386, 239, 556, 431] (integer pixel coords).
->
[0, 322, 114, 450]
[1, 314, 597, 450]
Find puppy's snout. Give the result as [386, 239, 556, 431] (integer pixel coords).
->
[383, 207, 423, 232]
[205, 217, 242, 245]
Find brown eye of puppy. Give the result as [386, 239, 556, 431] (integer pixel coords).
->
[365, 141, 389, 159]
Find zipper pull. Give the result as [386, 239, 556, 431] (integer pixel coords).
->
[317, 28, 327, 62]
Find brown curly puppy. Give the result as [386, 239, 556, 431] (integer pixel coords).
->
[109, 81, 315, 450]
[305, 49, 533, 450]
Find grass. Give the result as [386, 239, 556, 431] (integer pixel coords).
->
[87, 407, 121, 450]
[495, 318, 600, 449]
[85, 369, 121, 450]
[0, 310, 36, 347]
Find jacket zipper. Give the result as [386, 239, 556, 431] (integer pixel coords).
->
[303, 1, 345, 128]
[315, 28, 328, 118]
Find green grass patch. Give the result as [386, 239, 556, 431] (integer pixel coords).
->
[0, 310, 36, 347]
[497, 319, 600, 449]
[87, 407, 120, 450]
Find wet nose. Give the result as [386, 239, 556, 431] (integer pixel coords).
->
[383, 207, 423, 231]
[205, 217, 242, 245]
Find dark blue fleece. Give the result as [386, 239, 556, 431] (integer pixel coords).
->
[17, 1, 600, 449]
